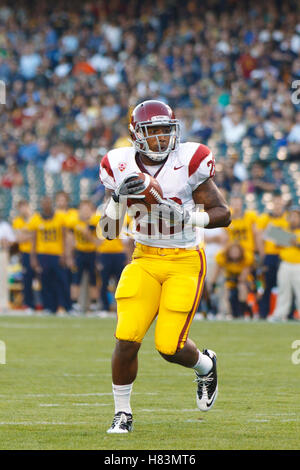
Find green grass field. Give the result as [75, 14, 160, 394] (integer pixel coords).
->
[0, 315, 299, 450]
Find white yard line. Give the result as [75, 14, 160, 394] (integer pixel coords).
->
[26, 393, 113, 397]
[72, 403, 110, 406]
[62, 374, 98, 377]
[248, 419, 270, 423]
[39, 404, 61, 407]
[0, 323, 62, 329]
[0, 421, 90, 426]
[140, 408, 199, 413]
[255, 412, 297, 416]
[185, 419, 204, 423]
[39, 403, 110, 407]
[0, 391, 158, 398]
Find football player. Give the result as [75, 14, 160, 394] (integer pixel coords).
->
[28, 196, 72, 314]
[12, 200, 35, 312]
[66, 200, 99, 313]
[99, 100, 231, 433]
[269, 206, 300, 322]
[224, 194, 258, 265]
[212, 242, 254, 319]
[256, 193, 289, 318]
[54, 191, 77, 314]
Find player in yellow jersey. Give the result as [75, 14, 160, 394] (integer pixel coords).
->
[270, 206, 300, 322]
[224, 195, 258, 264]
[54, 190, 78, 311]
[12, 200, 35, 312]
[54, 190, 78, 221]
[211, 242, 254, 318]
[220, 195, 259, 318]
[256, 192, 288, 318]
[66, 200, 99, 313]
[28, 196, 71, 314]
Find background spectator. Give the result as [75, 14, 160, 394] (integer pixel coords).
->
[1, 159, 24, 188]
[269, 207, 300, 322]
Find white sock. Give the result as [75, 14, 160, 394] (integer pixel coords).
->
[112, 383, 133, 415]
[192, 350, 213, 375]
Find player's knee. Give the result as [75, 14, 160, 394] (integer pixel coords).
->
[155, 322, 184, 356]
[158, 350, 179, 363]
[155, 339, 179, 357]
[114, 339, 141, 360]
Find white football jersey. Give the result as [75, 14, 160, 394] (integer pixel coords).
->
[99, 142, 215, 248]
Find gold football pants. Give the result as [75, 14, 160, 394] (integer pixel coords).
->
[114, 243, 206, 355]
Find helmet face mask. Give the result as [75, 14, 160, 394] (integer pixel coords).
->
[130, 101, 180, 162]
[133, 120, 180, 161]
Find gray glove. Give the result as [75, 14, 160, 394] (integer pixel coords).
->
[152, 198, 190, 227]
[112, 173, 146, 202]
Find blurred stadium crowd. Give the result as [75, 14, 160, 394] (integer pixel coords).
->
[0, 0, 300, 320]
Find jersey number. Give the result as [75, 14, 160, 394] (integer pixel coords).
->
[207, 159, 216, 177]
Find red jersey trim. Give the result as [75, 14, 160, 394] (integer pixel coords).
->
[188, 144, 211, 178]
[100, 154, 115, 181]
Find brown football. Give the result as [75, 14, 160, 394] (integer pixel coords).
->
[127, 172, 163, 207]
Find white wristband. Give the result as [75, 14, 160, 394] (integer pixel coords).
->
[190, 211, 210, 228]
[105, 198, 124, 220]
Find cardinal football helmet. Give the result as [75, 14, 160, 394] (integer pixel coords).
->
[129, 100, 180, 162]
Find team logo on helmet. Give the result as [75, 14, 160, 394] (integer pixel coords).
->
[151, 115, 170, 122]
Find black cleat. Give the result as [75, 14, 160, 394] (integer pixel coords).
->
[107, 411, 133, 434]
[195, 349, 218, 411]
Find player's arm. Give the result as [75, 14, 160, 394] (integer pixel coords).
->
[192, 179, 231, 229]
[29, 231, 41, 273]
[14, 228, 33, 244]
[255, 227, 266, 258]
[60, 226, 69, 267]
[220, 228, 230, 245]
[252, 223, 259, 253]
[78, 223, 103, 248]
[210, 263, 223, 286]
[238, 266, 251, 283]
[98, 189, 126, 240]
[64, 227, 75, 268]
